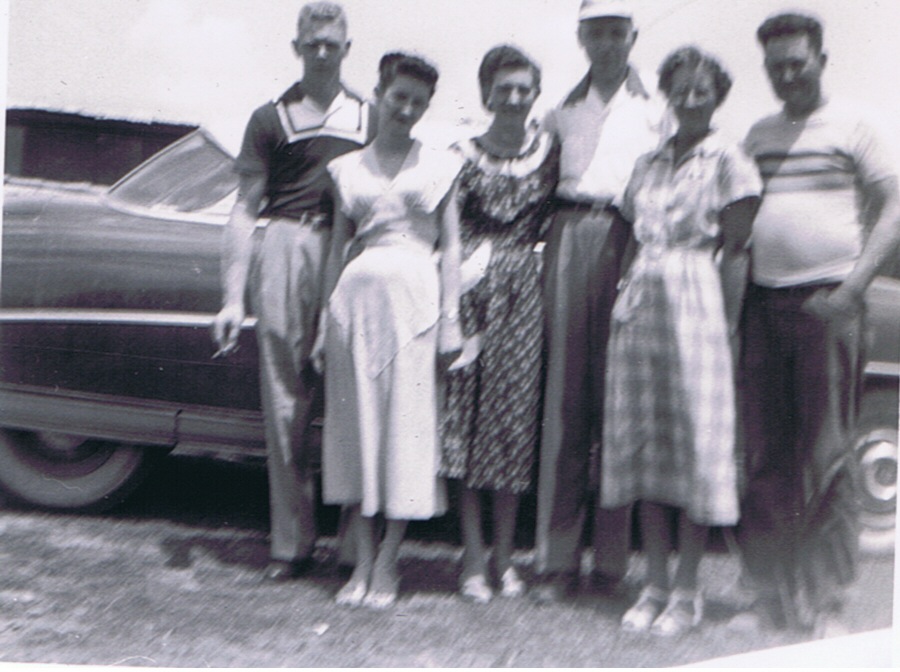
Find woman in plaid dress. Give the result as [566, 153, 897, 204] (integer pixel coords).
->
[601, 47, 761, 635]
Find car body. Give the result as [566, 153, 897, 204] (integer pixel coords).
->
[0, 128, 897, 552]
[0, 130, 269, 510]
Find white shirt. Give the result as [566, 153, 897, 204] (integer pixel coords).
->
[545, 68, 669, 203]
[745, 100, 896, 287]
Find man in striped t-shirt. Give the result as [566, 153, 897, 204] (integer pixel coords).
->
[736, 12, 900, 631]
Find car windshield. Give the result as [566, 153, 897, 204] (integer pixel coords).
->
[104, 128, 238, 219]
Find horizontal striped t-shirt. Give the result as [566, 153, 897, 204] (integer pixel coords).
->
[744, 101, 895, 287]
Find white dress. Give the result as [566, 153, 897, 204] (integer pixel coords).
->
[322, 140, 462, 519]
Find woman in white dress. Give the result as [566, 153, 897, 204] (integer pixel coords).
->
[316, 52, 463, 609]
[602, 47, 761, 635]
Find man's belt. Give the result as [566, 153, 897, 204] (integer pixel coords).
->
[267, 212, 329, 230]
[554, 197, 618, 215]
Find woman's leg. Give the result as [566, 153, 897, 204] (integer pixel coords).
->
[491, 490, 518, 577]
[369, 518, 408, 594]
[493, 490, 526, 597]
[336, 506, 375, 605]
[640, 501, 672, 591]
[460, 486, 487, 579]
[673, 511, 709, 591]
[621, 501, 671, 631]
[649, 510, 708, 635]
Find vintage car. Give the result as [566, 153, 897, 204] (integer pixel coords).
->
[1, 129, 898, 552]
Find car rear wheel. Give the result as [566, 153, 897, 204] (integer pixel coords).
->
[853, 387, 898, 554]
[0, 429, 154, 511]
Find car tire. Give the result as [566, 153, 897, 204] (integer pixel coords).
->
[0, 429, 156, 512]
[853, 386, 898, 555]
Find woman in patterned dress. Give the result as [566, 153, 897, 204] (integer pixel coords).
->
[316, 52, 463, 610]
[441, 45, 559, 603]
[601, 47, 761, 635]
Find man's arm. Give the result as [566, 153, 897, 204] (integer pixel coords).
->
[806, 175, 900, 320]
[211, 172, 266, 355]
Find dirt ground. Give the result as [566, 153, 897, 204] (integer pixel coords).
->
[0, 456, 894, 667]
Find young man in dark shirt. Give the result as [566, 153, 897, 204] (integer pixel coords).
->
[213, 1, 370, 582]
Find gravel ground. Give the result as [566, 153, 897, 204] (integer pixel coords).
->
[0, 456, 893, 667]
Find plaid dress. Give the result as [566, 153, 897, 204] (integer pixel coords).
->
[440, 125, 559, 493]
[601, 132, 761, 525]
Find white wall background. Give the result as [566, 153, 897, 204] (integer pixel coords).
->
[4, 0, 900, 156]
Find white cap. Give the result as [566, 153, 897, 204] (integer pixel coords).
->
[578, 0, 633, 21]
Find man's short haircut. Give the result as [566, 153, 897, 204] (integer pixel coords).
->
[657, 46, 732, 106]
[297, 1, 347, 38]
[377, 52, 439, 97]
[756, 12, 823, 54]
[477, 45, 542, 106]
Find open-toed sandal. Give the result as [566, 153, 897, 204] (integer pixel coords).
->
[499, 566, 526, 598]
[460, 573, 493, 604]
[651, 587, 704, 637]
[621, 584, 669, 632]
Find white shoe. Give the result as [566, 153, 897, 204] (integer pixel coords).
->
[499, 566, 526, 598]
[621, 585, 668, 633]
[651, 588, 704, 637]
[460, 574, 493, 604]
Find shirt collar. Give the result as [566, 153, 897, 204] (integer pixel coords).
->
[277, 81, 364, 105]
[562, 65, 651, 108]
[653, 128, 719, 164]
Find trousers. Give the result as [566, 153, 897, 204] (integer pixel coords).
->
[251, 217, 329, 562]
[534, 205, 633, 576]
[735, 282, 861, 626]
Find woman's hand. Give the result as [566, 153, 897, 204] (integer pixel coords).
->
[309, 311, 328, 375]
[437, 313, 463, 369]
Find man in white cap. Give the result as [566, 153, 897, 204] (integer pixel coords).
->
[213, 2, 371, 582]
[533, 0, 669, 603]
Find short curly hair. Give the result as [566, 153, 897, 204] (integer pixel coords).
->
[657, 46, 732, 107]
[757, 12, 824, 54]
[296, 1, 347, 37]
[377, 52, 439, 97]
[477, 45, 541, 107]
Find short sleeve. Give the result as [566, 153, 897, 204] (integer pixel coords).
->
[326, 153, 354, 216]
[851, 117, 897, 187]
[541, 107, 559, 138]
[418, 145, 465, 213]
[235, 105, 273, 176]
[616, 151, 652, 223]
[715, 144, 763, 212]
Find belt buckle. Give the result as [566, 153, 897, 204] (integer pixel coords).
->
[303, 212, 328, 231]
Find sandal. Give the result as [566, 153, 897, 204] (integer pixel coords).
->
[460, 574, 493, 604]
[363, 567, 399, 610]
[499, 566, 526, 598]
[621, 584, 669, 632]
[651, 588, 704, 637]
[335, 578, 368, 608]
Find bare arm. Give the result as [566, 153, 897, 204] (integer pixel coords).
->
[718, 196, 760, 334]
[321, 203, 354, 307]
[806, 175, 900, 321]
[437, 182, 463, 358]
[309, 200, 353, 374]
[211, 172, 266, 354]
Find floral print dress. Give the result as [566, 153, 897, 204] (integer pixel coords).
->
[440, 123, 559, 493]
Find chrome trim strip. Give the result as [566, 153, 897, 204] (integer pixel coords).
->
[865, 361, 900, 378]
[0, 308, 257, 329]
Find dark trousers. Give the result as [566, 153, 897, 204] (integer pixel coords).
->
[736, 283, 861, 624]
[534, 206, 632, 577]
